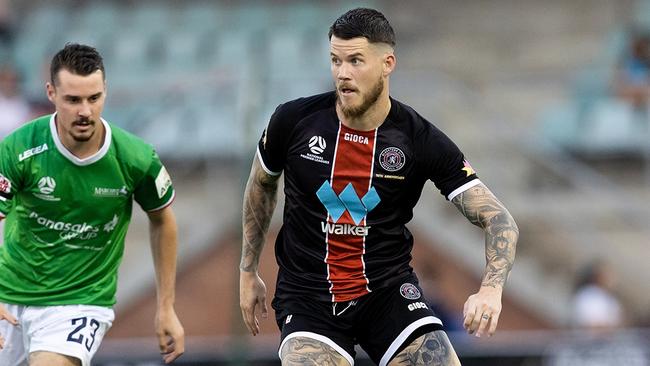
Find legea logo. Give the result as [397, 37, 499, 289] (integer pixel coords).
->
[316, 181, 380, 225]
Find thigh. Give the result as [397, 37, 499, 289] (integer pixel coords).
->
[357, 278, 444, 365]
[276, 297, 356, 366]
[22, 305, 114, 366]
[29, 351, 80, 366]
[388, 331, 461, 366]
[278, 312, 356, 366]
[0, 303, 27, 366]
[280, 336, 351, 366]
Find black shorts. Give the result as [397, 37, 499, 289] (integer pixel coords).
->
[275, 274, 444, 366]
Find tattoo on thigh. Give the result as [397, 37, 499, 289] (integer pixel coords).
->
[390, 331, 461, 366]
[280, 336, 350, 366]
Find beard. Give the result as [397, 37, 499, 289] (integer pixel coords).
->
[70, 119, 96, 142]
[337, 76, 384, 119]
[72, 132, 94, 142]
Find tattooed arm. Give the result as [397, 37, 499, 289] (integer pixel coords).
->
[451, 183, 519, 337]
[239, 155, 280, 336]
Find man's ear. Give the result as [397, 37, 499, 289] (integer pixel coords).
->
[383, 52, 396, 76]
[46, 82, 55, 103]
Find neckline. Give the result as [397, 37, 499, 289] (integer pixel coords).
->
[49, 113, 112, 166]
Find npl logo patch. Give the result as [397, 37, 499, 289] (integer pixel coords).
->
[309, 136, 326, 155]
[38, 177, 56, 194]
[316, 181, 380, 225]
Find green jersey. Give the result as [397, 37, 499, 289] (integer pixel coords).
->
[0, 114, 174, 306]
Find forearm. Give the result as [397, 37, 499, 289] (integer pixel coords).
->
[240, 157, 279, 273]
[452, 184, 519, 289]
[149, 208, 179, 309]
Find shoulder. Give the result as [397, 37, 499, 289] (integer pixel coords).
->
[5, 115, 51, 141]
[108, 122, 156, 167]
[272, 91, 336, 125]
[109, 123, 153, 151]
[1, 115, 52, 157]
[387, 98, 450, 142]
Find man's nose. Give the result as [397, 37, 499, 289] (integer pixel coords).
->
[78, 102, 92, 118]
[337, 62, 352, 80]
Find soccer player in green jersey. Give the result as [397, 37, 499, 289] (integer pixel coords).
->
[0, 44, 185, 365]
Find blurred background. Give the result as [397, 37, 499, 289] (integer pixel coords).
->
[1, 0, 649, 365]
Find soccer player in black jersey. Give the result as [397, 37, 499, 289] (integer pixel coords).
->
[240, 8, 519, 366]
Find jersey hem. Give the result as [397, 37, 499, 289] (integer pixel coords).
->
[0, 298, 115, 307]
[256, 146, 282, 176]
[447, 178, 482, 201]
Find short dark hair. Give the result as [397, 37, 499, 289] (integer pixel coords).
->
[50, 43, 105, 85]
[328, 8, 396, 47]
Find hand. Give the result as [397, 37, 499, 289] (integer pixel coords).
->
[155, 307, 185, 364]
[0, 304, 19, 349]
[239, 271, 268, 336]
[463, 286, 503, 338]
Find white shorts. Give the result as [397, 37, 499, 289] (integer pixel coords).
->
[0, 303, 114, 366]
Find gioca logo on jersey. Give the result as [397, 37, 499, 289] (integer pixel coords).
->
[316, 181, 380, 236]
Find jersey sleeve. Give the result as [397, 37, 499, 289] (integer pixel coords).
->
[0, 137, 21, 217]
[418, 124, 480, 201]
[256, 103, 296, 175]
[133, 149, 175, 212]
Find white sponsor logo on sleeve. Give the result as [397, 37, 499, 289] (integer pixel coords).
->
[155, 167, 172, 198]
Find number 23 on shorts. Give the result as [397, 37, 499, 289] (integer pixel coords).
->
[66, 317, 100, 352]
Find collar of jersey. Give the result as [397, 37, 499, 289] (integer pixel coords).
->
[49, 113, 112, 166]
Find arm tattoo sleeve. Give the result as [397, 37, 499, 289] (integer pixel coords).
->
[240, 157, 280, 273]
[451, 183, 519, 288]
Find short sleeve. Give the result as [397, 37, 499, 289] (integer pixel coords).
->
[256, 103, 294, 176]
[418, 124, 480, 201]
[133, 150, 175, 212]
[0, 138, 21, 217]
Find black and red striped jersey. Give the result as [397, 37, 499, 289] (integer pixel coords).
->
[259, 91, 480, 303]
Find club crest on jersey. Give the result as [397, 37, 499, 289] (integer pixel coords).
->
[379, 147, 405, 172]
[0, 173, 12, 202]
[400, 283, 421, 300]
[0, 174, 11, 194]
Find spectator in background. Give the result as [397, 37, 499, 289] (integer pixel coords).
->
[0, 0, 14, 47]
[0, 64, 30, 140]
[612, 32, 650, 111]
[545, 261, 646, 366]
[571, 260, 624, 329]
